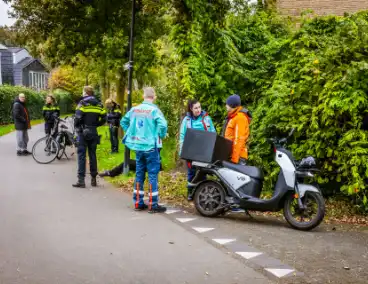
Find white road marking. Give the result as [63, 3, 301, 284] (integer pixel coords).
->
[176, 218, 196, 223]
[192, 227, 215, 233]
[212, 238, 236, 245]
[236, 251, 263, 259]
[165, 209, 181, 215]
[265, 268, 295, 278]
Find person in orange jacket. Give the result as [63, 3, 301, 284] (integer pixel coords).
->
[221, 94, 251, 164]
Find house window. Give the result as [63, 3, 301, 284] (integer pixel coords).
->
[29, 71, 48, 90]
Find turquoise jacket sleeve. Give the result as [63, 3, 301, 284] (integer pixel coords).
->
[207, 116, 216, 133]
[179, 117, 188, 154]
[120, 110, 131, 132]
[154, 108, 168, 139]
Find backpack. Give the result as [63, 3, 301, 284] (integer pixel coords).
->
[240, 108, 252, 124]
[9, 102, 19, 122]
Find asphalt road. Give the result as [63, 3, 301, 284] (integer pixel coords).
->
[0, 125, 271, 284]
[164, 207, 368, 284]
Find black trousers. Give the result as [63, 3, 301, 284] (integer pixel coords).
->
[45, 122, 57, 137]
[109, 125, 119, 152]
[77, 134, 98, 178]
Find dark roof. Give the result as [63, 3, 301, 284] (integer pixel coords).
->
[14, 57, 47, 70]
[7, 47, 24, 53]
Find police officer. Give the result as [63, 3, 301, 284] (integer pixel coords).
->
[42, 95, 60, 137]
[73, 86, 107, 188]
[105, 98, 122, 153]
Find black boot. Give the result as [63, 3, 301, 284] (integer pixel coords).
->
[98, 171, 111, 177]
[91, 177, 97, 187]
[148, 205, 167, 214]
[72, 177, 85, 188]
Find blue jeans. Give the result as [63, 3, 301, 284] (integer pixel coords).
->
[187, 163, 206, 195]
[134, 148, 161, 209]
[187, 166, 197, 189]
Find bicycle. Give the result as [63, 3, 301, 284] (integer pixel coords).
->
[55, 115, 77, 161]
[32, 116, 76, 164]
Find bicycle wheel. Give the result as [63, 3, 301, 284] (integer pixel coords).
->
[32, 136, 60, 164]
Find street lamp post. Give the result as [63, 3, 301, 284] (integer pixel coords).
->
[123, 0, 136, 174]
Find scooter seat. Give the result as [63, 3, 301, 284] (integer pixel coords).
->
[222, 161, 264, 180]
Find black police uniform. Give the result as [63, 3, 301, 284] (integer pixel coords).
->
[42, 103, 60, 135]
[106, 102, 122, 153]
[73, 96, 106, 187]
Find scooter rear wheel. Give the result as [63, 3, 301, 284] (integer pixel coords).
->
[283, 191, 325, 231]
[194, 181, 226, 217]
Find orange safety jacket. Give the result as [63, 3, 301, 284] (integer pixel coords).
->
[223, 106, 250, 163]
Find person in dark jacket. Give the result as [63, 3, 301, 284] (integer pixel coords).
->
[12, 93, 31, 156]
[105, 98, 122, 153]
[72, 86, 107, 188]
[43, 95, 60, 136]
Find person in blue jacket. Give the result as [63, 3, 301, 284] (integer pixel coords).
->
[179, 99, 216, 200]
[121, 87, 168, 213]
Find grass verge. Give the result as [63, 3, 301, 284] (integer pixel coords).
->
[96, 126, 181, 188]
[0, 119, 44, 136]
[97, 126, 368, 226]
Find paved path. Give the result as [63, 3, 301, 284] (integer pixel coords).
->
[0, 125, 271, 284]
[163, 207, 368, 284]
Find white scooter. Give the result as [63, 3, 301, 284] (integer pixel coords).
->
[190, 128, 325, 231]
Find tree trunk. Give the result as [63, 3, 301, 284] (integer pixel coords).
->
[106, 80, 111, 101]
[99, 72, 109, 103]
[116, 71, 126, 139]
[116, 72, 126, 113]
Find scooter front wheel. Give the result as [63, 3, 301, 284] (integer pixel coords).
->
[194, 181, 226, 217]
[283, 191, 325, 231]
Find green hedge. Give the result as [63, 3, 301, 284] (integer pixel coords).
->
[249, 12, 368, 212]
[53, 88, 75, 114]
[0, 85, 74, 124]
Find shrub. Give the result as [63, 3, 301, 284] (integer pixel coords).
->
[0, 85, 74, 124]
[250, 11, 368, 212]
[0, 85, 45, 124]
[53, 88, 75, 114]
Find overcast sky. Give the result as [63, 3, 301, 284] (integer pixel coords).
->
[0, 1, 16, 26]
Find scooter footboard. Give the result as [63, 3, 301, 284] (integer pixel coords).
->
[298, 184, 321, 198]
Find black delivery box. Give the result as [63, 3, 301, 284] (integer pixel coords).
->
[180, 128, 233, 163]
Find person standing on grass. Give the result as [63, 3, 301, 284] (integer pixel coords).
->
[72, 86, 106, 188]
[105, 98, 122, 154]
[179, 99, 216, 201]
[221, 94, 251, 165]
[121, 87, 168, 213]
[12, 93, 31, 156]
[43, 95, 60, 136]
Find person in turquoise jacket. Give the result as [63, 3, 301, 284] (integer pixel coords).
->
[121, 87, 168, 213]
[179, 99, 216, 200]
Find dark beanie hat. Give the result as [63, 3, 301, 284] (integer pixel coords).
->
[226, 94, 241, 108]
